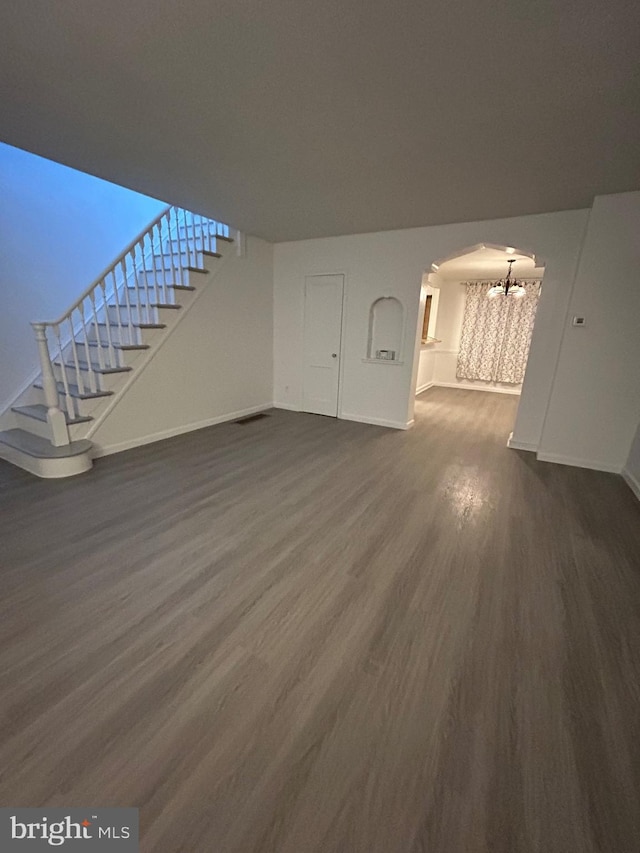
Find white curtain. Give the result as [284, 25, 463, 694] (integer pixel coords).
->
[456, 281, 541, 384]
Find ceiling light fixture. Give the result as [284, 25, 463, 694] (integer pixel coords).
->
[487, 259, 526, 299]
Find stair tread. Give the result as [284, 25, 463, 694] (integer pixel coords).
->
[96, 322, 166, 329]
[34, 380, 113, 400]
[108, 303, 181, 309]
[186, 266, 209, 273]
[12, 405, 93, 426]
[0, 429, 92, 459]
[54, 359, 132, 375]
[86, 342, 150, 350]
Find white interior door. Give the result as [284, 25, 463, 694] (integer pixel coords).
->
[302, 274, 344, 417]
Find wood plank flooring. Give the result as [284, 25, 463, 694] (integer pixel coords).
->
[1, 387, 639, 852]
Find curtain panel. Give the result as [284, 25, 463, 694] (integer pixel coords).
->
[456, 281, 541, 384]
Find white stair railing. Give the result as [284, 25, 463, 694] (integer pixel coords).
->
[30, 206, 230, 442]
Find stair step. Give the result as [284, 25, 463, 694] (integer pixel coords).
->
[168, 284, 196, 292]
[34, 380, 113, 400]
[12, 405, 93, 426]
[186, 266, 209, 274]
[108, 303, 182, 310]
[216, 235, 234, 242]
[0, 429, 92, 460]
[201, 250, 222, 258]
[86, 342, 150, 351]
[126, 282, 185, 291]
[96, 322, 167, 329]
[54, 359, 133, 375]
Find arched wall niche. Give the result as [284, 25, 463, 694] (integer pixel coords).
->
[367, 296, 404, 361]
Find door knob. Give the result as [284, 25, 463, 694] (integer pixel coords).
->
[331, 353, 337, 358]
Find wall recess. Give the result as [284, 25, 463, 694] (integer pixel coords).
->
[367, 297, 404, 361]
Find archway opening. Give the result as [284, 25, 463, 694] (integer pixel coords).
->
[410, 243, 545, 441]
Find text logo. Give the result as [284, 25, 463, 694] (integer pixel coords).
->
[1, 809, 138, 851]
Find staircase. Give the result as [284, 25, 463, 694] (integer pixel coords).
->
[0, 207, 233, 477]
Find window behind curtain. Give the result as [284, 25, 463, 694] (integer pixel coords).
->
[456, 281, 541, 384]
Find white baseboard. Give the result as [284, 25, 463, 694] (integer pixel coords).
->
[433, 381, 521, 396]
[622, 467, 640, 502]
[507, 432, 538, 452]
[415, 382, 434, 395]
[536, 451, 622, 474]
[340, 412, 412, 430]
[272, 402, 301, 411]
[92, 402, 272, 457]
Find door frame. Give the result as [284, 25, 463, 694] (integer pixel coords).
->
[302, 270, 348, 419]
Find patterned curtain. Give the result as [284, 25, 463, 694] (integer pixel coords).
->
[456, 281, 541, 384]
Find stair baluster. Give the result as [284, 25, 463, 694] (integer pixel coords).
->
[163, 214, 172, 298]
[99, 280, 116, 366]
[120, 257, 134, 345]
[89, 290, 106, 371]
[67, 316, 83, 414]
[53, 323, 75, 420]
[135, 240, 150, 325]
[78, 302, 97, 393]
[153, 220, 166, 304]
[110, 268, 125, 347]
[189, 212, 198, 267]
[177, 207, 187, 268]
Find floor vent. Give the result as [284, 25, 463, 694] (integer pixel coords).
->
[234, 412, 270, 425]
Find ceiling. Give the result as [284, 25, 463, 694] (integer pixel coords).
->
[1, 0, 638, 243]
[433, 245, 543, 280]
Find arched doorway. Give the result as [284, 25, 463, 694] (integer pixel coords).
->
[409, 243, 545, 440]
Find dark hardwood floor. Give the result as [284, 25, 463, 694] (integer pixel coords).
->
[1, 387, 639, 852]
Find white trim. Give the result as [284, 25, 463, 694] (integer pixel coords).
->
[536, 451, 622, 474]
[622, 467, 640, 502]
[0, 443, 93, 479]
[340, 412, 412, 430]
[273, 402, 301, 411]
[506, 432, 537, 452]
[416, 381, 434, 395]
[432, 381, 521, 396]
[361, 358, 405, 366]
[92, 402, 272, 457]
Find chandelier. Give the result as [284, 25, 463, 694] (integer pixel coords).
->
[488, 259, 526, 299]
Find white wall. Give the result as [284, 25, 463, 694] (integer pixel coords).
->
[0, 143, 165, 411]
[624, 422, 640, 500]
[538, 191, 640, 472]
[416, 347, 436, 393]
[90, 236, 273, 454]
[415, 278, 438, 393]
[274, 208, 589, 436]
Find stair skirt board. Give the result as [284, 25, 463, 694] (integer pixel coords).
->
[92, 404, 273, 457]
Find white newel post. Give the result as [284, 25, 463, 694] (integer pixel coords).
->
[31, 322, 70, 447]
